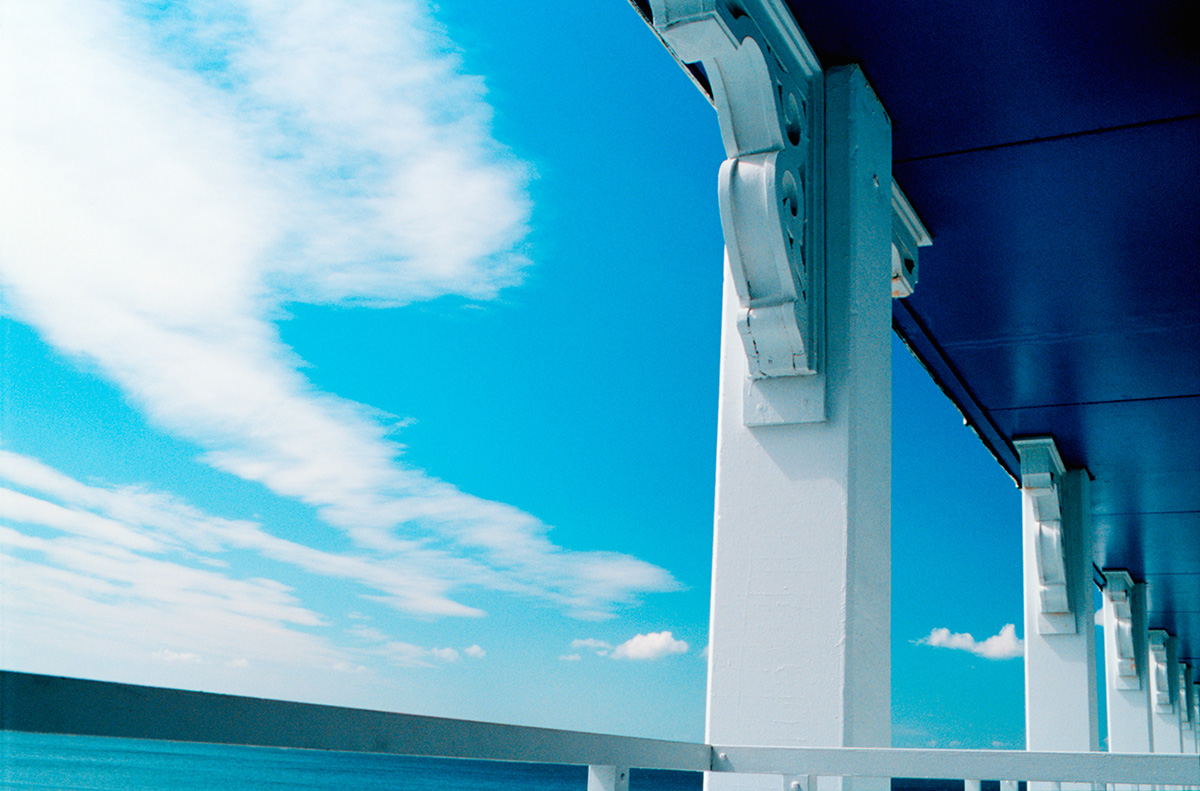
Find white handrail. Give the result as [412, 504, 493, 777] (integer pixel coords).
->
[4, 672, 1198, 786]
[712, 744, 1200, 785]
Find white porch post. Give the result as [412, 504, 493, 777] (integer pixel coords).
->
[1148, 631, 1183, 754]
[1102, 571, 1153, 754]
[1191, 683, 1200, 753]
[1177, 664, 1194, 754]
[1016, 439, 1098, 787]
[705, 63, 892, 791]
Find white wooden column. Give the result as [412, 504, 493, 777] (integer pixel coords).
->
[1017, 439, 1098, 787]
[1102, 571, 1153, 754]
[1191, 683, 1200, 753]
[1177, 664, 1194, 754]
[1148, 631, 1183, 753]
[588, 766, 630, 791]
[705, 64, 892, 791]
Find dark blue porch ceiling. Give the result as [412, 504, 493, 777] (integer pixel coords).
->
[783, 0, 1200, 659]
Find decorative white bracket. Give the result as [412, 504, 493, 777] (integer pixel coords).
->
[652, 0, 823, 383]
[648, 0, 929, 424]
[1015, 437, 1072, 633]
[1104, 570, 1140, 688]
[891, 182, 930, 298]
[1149, 630, 1177, 714]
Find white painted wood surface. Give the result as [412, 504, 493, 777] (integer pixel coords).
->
[587, 765, 630, 791]
[704, 62, 893, 791]
[1018, 444, 1099, 781]
[1103, 572, 1154, 754]
[1149, 631, 1184, 753]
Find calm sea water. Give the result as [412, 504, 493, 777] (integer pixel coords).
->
[1, 731, 1000, 791]
[0, 731, 703, 791]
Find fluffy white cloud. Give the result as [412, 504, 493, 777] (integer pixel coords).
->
[565, 632, 690, 662]
[0, 0, 677, 621]
[610, 631, 688, 660]
[463, 645, 485, 659]
[916, 624, 1024, 660]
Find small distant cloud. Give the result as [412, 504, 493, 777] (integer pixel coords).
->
[429, 647, 459, 662]
[698, 644, 709, 660]
[331, 661, 368, 674]
[463, 645, 485, 659]
[152, 648, 201, 663]
[571, 638, 612, 656]
[611, 631, 688, 661]
[569, 632, 689, 661]
[915, 623, 1023, 660]
[225, 658, 250, 668]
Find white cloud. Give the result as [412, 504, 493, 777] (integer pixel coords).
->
[571, 638, 612, 656]
[0, 0, 678, 620]
[915, 624, 1024, 660]
[610, 631, 689, 661]
[153, 649, 202, 664]
[558, 653, 582, 662]
[345, 625, 466, 668]
[567, 633, 689, 661]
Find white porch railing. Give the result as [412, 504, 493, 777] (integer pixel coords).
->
[3, 671, 1197, 787]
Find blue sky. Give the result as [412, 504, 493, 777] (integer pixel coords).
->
[1, 0, 1025, 747]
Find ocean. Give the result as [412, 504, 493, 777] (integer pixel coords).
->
[2, 731, 999, 791]
[0, 731, 703, 791]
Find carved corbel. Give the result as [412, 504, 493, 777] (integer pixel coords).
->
[891, 183, 929, 298]
[651, 0, 824, 396]
[1104, 570, 1139, 688]
[1149, 630, 1176, 713]
[1015, 437, 1073, 633]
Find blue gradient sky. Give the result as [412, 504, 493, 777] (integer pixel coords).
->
[1, 0, 1024, 746]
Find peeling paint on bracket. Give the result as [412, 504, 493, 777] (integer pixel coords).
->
[651, 0, 824, 396]
[1015, 437, 1073, 634]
